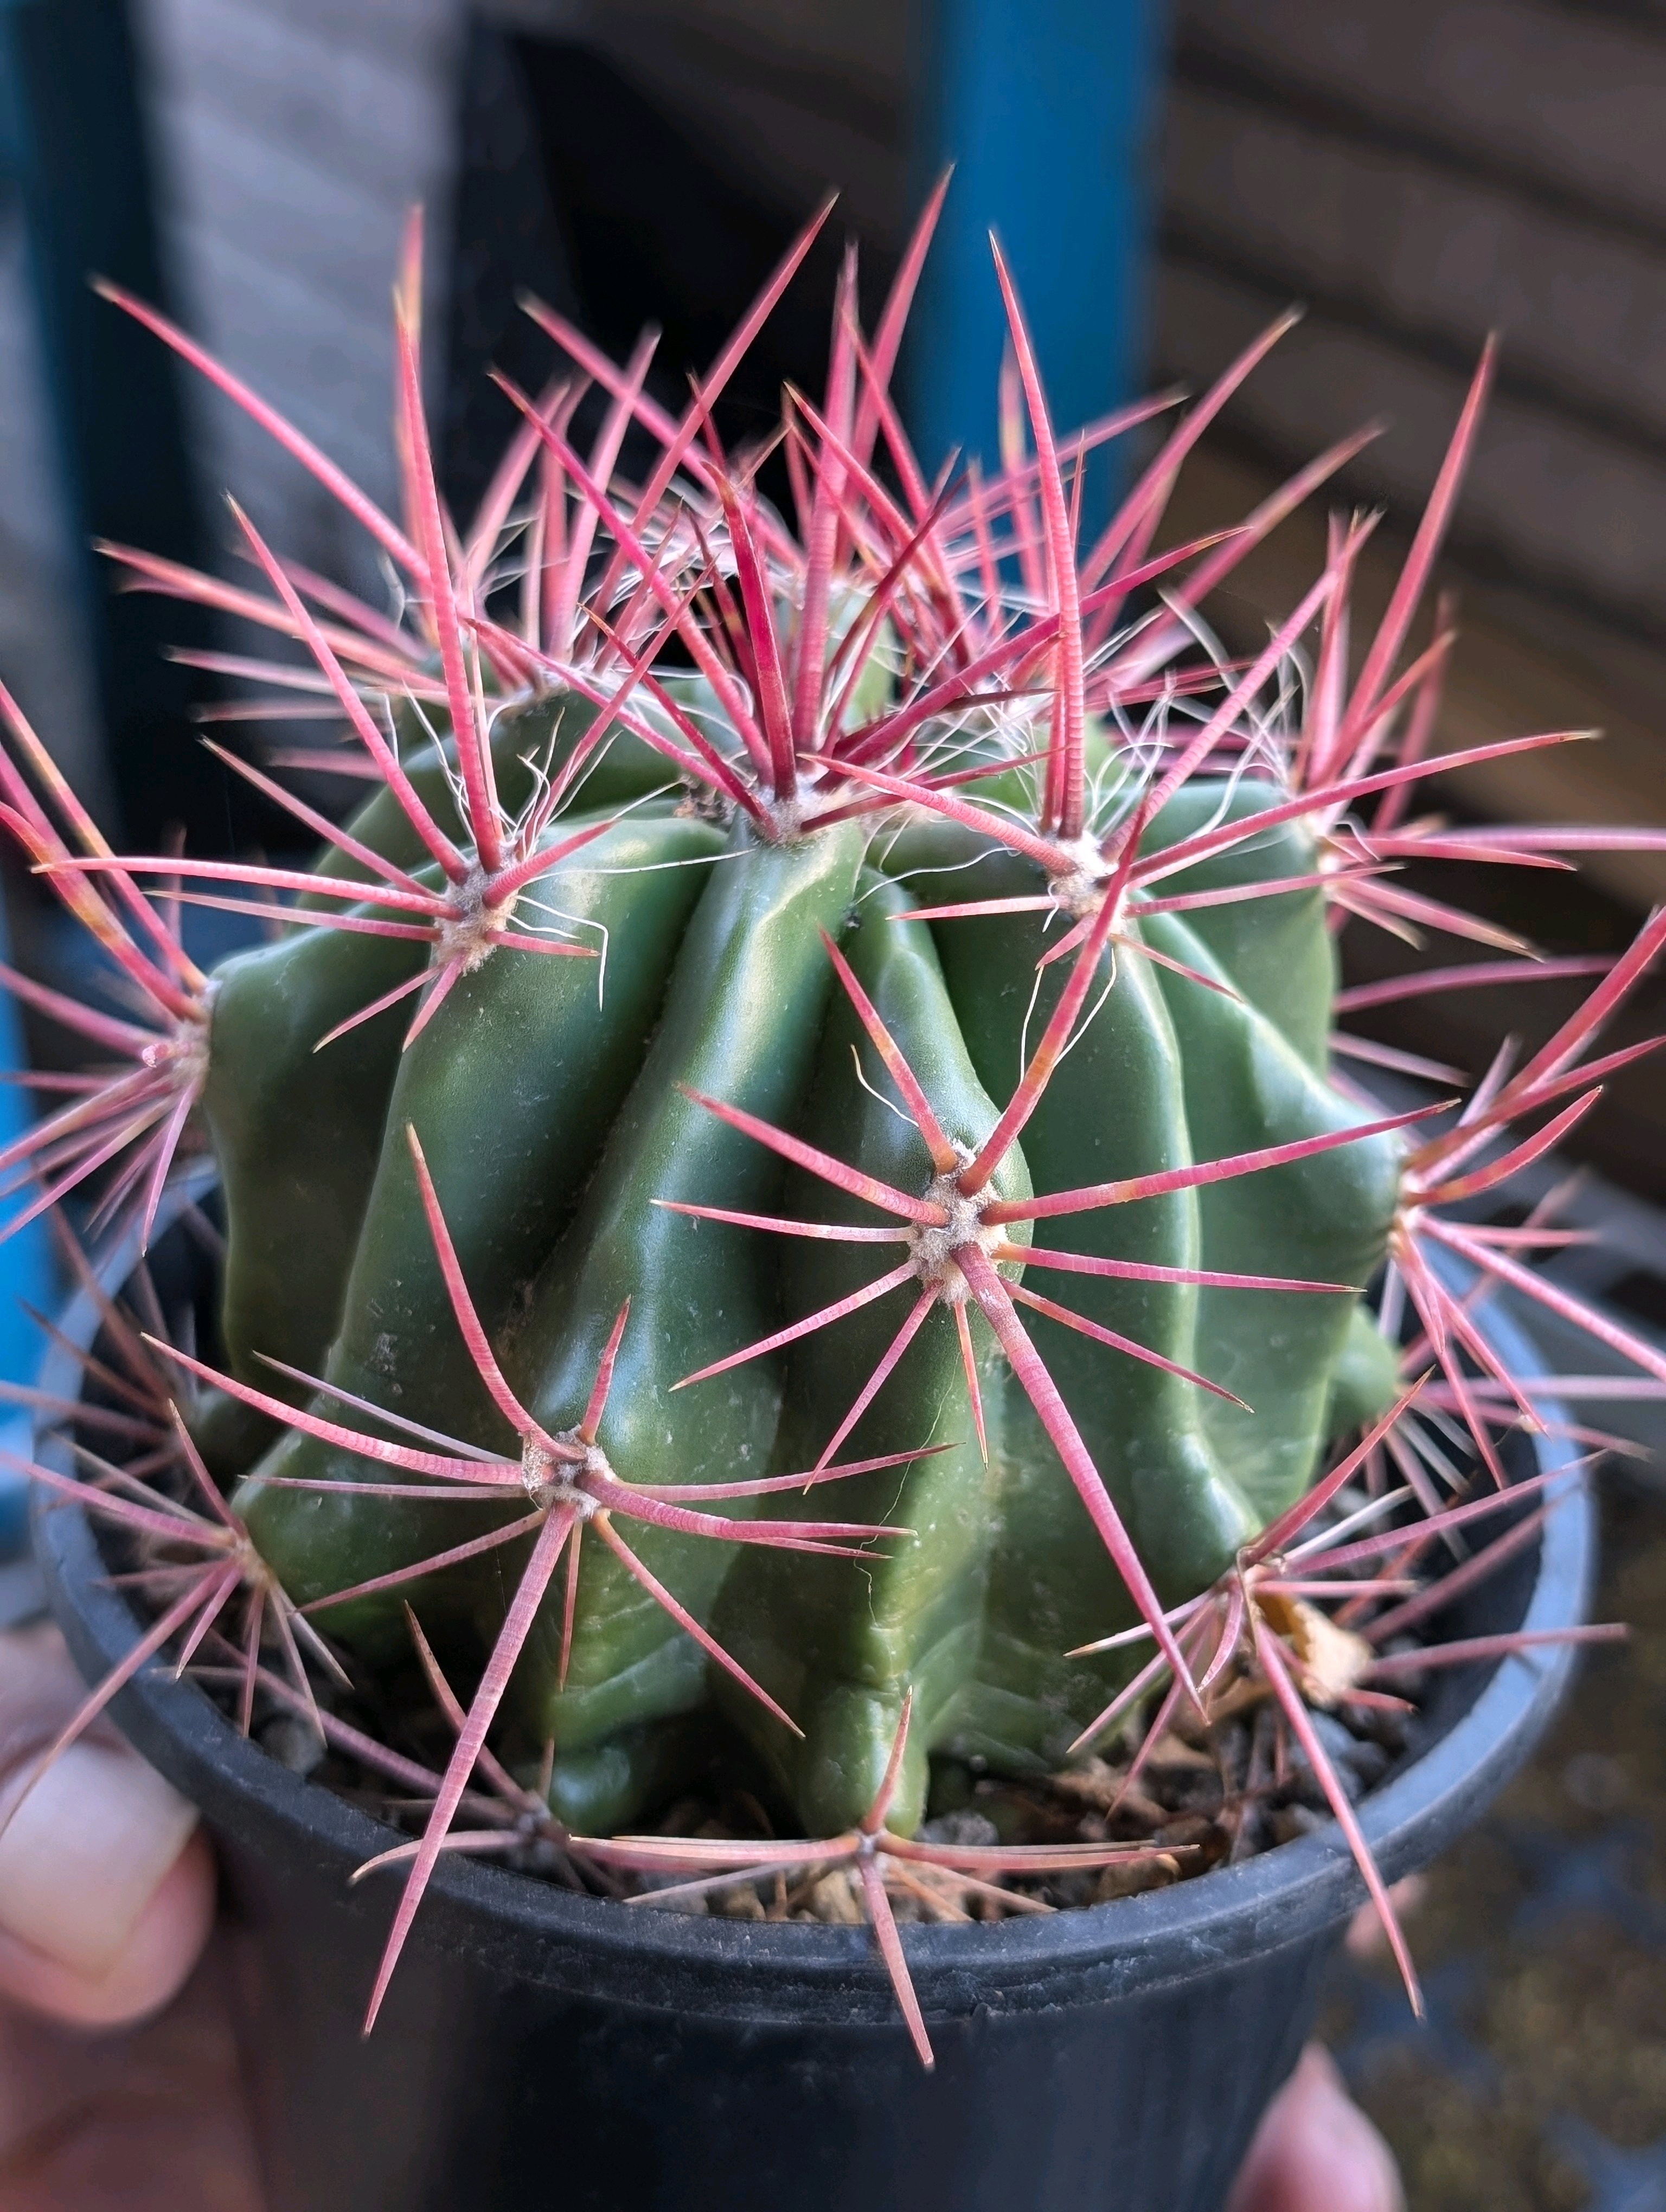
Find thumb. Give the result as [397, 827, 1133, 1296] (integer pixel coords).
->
[1228, 2043, 1405, 2212]
[0, 1622, 215, 2027]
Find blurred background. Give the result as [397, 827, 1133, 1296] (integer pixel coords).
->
[2, 4, 1665, 2201]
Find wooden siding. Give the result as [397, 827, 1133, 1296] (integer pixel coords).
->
[2, 0, 1662, 861]
[1160, 0, 1666, 668]
[131, 0, 461, 599]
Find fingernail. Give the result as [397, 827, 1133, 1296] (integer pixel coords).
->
[0, 1742, 199, 1979]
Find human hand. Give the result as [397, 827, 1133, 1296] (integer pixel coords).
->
[1228, 2042, 1405, 2212]
[0, 1623, 262, 2209]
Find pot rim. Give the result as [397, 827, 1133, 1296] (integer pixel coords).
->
[33, 1178, 1595, 2025]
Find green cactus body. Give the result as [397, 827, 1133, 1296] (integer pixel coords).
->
[950, 897, 1254, 1585]
[207, 747, 1402, 1832]
[923, 874, 1258, 1778]
[197, 894, 431, 1471]
[712, 878, 1029, 1834]
[1140, 910, 1401, 1519]
[203, 931, 405, 1383]
[501, 821, 869, 1824]
[231, 811, 725, 1634]
[1142, 779, 1335, 1069]
[1327, 1304, 1406, 1439]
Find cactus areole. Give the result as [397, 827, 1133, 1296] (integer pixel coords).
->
[8, 200, 1661, 2090]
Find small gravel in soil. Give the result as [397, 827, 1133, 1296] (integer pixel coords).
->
[235, 1668, 1414, 1924]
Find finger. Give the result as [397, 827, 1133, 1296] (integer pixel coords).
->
[0, 1623, 215, 2027]
[0, 1937, 265, 2210]
[1227, 2043, 1405, 2212]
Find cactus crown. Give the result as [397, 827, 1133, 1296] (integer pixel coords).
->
[5, 194, 1663, 2061]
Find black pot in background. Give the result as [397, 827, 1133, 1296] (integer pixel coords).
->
[33, 1195, 1595, 2212]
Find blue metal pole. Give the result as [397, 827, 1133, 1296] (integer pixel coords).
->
[909, 0, 1166, 538]
[0, 908, 52, 1554]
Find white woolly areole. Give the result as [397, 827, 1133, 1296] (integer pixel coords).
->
[433, 865, 516, 974]
[522, 1432, 606, 1516]
[907, 1160, 1005, 1306]
[1050, 832, 1120, 918]
[142, 991, 215, 1083]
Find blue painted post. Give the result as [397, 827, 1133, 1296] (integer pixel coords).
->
[909, 0, 1167, 539]
[0, 909, 52, 1555]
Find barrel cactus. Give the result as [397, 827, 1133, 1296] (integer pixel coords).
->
[7, 199, 1665, 2052]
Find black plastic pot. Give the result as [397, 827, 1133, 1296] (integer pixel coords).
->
[33, 1197, 1595, 2212]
